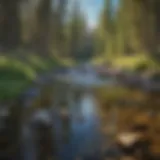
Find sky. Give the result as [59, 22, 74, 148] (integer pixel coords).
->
[80, 0, 119, 29]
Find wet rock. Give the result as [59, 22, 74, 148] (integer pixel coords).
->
[115, 124, 152, 160]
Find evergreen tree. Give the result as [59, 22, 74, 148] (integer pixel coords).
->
[32, 0, 52, 55]
[53, 0, 68, 56]
[68, 0, 87, 60]
[117, 0, 160, 55]
[0, 0, 21, 50]
[95, 0, 114, 59]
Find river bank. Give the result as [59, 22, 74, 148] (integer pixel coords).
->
[0, 64, 160, 159]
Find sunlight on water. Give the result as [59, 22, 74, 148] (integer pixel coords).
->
[56, 68, 115, 87]
[81, 93, 95, 116]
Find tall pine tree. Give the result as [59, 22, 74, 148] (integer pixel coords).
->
[0, 0, 21, 50]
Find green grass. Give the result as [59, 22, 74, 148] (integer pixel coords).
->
[0, 53, 70, 102]
[91, 54, 159, 71]
[0, 80, 30, 101]
[111, 54, 154, 71]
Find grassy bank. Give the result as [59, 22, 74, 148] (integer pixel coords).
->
[0, 53, 74, 102]
[91, 54, 160, 71]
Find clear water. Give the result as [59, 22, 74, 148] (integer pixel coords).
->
[22, 88, 103, 160]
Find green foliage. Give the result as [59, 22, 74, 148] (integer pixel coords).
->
[26, 55, 50, 73]
[134, 63, 149, 73]
[94, 0, 160, 68]
[0, 79, 30, 102]
[0, 0, 81, 102]
[110, 54, 154, 71]
[0, 54, 62, 101]
[0, 56, 33, 101]
[0, 56, 36, 80]
[67, 1, 87, 59]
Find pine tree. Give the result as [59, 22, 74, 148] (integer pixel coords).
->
[95, 0, 114, 60]
[68, 0, 87, 60]
[32, 0, 52, 55]
[117, 0, 160, 55]
[0, 0, 21, 50]
[53, 0, 68, 55]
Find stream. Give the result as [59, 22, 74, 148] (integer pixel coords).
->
[21, 71, 110, 160]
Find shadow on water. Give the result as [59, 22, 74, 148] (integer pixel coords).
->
[20, 81, 104, 160]
[55, 89, 103, 160]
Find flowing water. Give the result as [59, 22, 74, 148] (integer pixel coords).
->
[1, 68, 160, 159]
[22, 71, 111, 160]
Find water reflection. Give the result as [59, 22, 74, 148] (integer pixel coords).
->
[57, 90, 102, 160]
[21, 85, 103, 160]
[4, 74, 160, 160]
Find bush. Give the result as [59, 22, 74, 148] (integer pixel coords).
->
[0, 65, 34, 101]
[134, 63, 149, 73]
[0, 53, 67, 101]
[0, 55, 57, 101]
[0, 56, 36, 80]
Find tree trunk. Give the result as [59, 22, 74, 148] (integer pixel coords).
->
[0, 0, 21, 51]
[32, 0, 52, 55]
